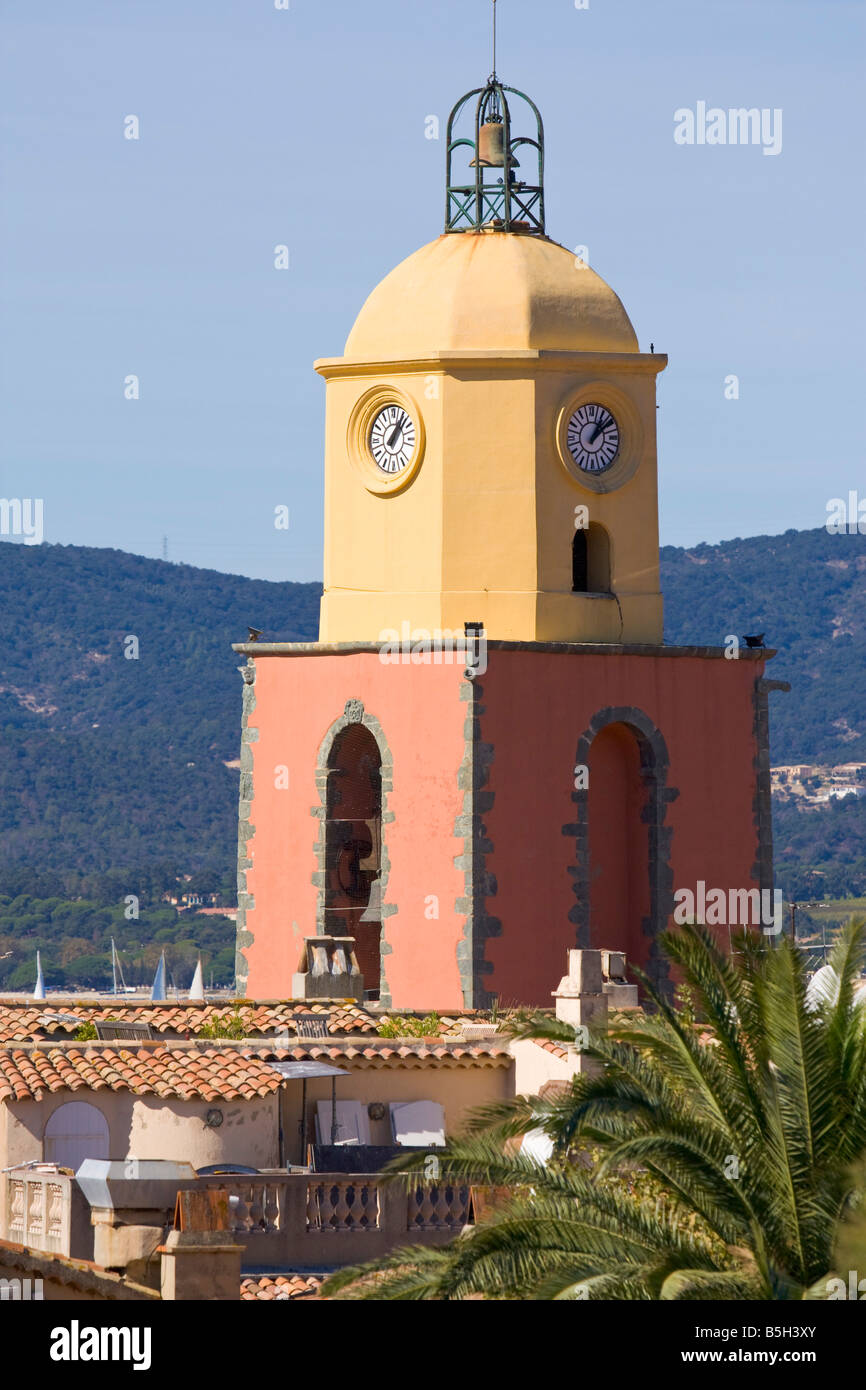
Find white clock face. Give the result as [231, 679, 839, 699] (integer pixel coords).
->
[567, 403, 620, 474]
[369, 405, 416, 474]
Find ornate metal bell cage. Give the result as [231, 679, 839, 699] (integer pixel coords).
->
[445, 78, 545, 235]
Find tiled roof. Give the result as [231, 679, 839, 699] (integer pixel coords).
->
[0, 1046, 285, 1104]
[246, 1040, 512, 1068]
[532, 1038, 571, 1060]
[240, 1274, 321, 1301]
[0, 1035, 512, 1104]
[0, 1238, 159, 1301]
[538, 1079, 573, 1101]
[0, 1001, 377, 1043]
[0, 1000, 482, 1044]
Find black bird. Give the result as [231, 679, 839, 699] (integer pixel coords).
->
[743, 634, 765, 649]
[247, 626, 263, 643]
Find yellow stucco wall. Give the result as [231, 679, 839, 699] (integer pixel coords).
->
[2, 1090, 279, 1171]
[317, 232, 666, 644]
[280, 1063, 513, 1166]
[509, 1038, 580, 1096]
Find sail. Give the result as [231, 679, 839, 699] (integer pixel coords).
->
[188, 958, 205, 1002]
[151, 950, 167, 1002]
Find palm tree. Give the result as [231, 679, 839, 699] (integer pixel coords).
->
[324, 918, 866, 1300]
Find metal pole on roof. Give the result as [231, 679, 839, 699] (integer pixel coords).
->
[300, 1078, 308, 1167]
[277, 1081, 285, 1169]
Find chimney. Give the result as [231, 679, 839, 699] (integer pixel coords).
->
[158, 1190, 245, 1301]
[600, 950, 639, 1009]
[292, 935, 364, 1001]
[552, 949, 607, 1075]
[76, 1159, 199, 1290]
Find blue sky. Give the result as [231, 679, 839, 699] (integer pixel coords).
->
[1, 0, 863, 581]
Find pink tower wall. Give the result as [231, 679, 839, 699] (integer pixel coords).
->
[240, 652, 467, 1006]
[237, 646, 770, 1010]
[477, 650, 767, 1005]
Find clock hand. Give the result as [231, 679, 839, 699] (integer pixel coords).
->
[386, 420, 403, 448]
[588, 414, 613, 444]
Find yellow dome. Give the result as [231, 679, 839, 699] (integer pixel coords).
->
[344, 231, 638, 358]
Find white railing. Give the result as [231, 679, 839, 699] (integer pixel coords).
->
[2, 1171, 71, 1255]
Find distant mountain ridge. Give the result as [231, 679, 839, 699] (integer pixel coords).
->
[660, 527, 866, 766]
[0, 528, 864, 888]
[0, 543, 319, 881]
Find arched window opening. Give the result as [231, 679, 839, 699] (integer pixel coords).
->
[44, 1101, 110, 1171]
[572, 529, 588, 592]
[572, 523, 611, 594]
[587, 722, 650, 969]
[324, 724, 383, 998]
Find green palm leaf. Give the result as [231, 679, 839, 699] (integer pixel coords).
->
[323, 919, 866, 1301]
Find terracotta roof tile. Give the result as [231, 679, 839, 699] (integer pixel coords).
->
[0, 1046, 285, 1104]
[532, 1038, 571, 1060]
[0, 1022, 511, 1108]
[240, 1274, 321, 1302]
[244, 1039, 512, 1067]
[0, 1000, 483, 1045]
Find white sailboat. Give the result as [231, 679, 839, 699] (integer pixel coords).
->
[188, 958, 205, 1002]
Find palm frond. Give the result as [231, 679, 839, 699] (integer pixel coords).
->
[328, 920, 866, 1301]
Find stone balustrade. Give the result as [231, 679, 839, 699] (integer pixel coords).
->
[2, 1167, 472, 1271]
[0, 1169, 92, 1259]
[199, 1172, 471, 1264]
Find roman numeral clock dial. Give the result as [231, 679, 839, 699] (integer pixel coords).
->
[369, 405, 416, 474]
[567, 403, 620, 474]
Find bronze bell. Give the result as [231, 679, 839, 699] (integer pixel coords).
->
[470, 120, 520, 168]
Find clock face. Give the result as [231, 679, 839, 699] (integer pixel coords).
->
[566, 403, 620, 474]
[369, 404, 416, 474]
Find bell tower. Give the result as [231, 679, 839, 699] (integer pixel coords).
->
[234, 45, 776, 1013]
[316, 73, 666, 646]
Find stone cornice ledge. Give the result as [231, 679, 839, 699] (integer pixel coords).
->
[314, 349, 668, 379]
[232, 640, 776, 661]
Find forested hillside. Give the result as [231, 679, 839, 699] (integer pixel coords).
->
[660, 527, 866, 765]
[0, 543, 319, 882]
[0, 528, 863, 989]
